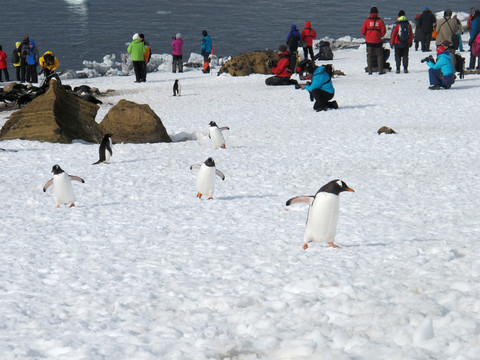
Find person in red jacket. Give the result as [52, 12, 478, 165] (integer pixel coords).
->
[390, 10, 414, 73]
[0, 45, 10, 82]
[361, 6, 387, 74]
[301, 21, 317, 60]
[265, 44, 298, 86]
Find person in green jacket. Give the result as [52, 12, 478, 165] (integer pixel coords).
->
[127, 33, 147, 82]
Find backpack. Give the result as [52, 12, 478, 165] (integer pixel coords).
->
[20, 43, 29, 58]
[12, 49, 20, 64]
[287, 31, 298, 51]
[314, 41, 334, 60]
[454, 53, 465, 79]
[397, 22, 409, 43]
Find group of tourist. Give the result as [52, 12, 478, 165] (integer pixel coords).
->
[0, 35, 59, 84]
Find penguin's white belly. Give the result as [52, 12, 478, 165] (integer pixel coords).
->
[104, 148, 112, 162]
[53, 173, 75, 205]
[304, 193, 340, 244]
[210, 128, 225, 148]
[196, 165, 216, 196]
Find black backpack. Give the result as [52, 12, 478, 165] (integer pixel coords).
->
[315, 41, 334, 61]
[287, 31, 298, 51]
[12, 48, 20, 63]
[454, 53, 465, 79]
[398, 22, 410, 43]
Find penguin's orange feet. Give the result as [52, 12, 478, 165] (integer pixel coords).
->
[328, 242, 341, 248]
[196, 192, 202, 198]
[69, 203, 76, 208]
[303, 243, 309, 250]
[221, 144, 226, 149]
[207, 196, 213, 200]
[55, 205, 60, 209]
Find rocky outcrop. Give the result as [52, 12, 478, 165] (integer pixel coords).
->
[99, 99, 171, 143]
[218, 50, 279, 76]
[0, 79, 103, 143]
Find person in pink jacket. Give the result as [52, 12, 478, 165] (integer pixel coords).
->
[301, 21, 317, 60]
[0, 45, 10, 82]
[171, 33, 183, 73]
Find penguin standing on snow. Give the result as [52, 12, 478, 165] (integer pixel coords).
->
[190, 157, 225, 199]
[173, 79, 181, 96]
[92, 134, 113, 165]
[43, 164, 85, 208]
[286, 179, 354, 249]
[208, 121, 229, 149]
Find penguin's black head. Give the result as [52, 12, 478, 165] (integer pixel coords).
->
[204, 157, 215, 167]
[317, 179, 354, 195]
[51, 164, 64, 175]
[105, 134, 113, 138]
[209, 121, 217, 127]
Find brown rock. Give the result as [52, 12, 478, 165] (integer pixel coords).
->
[0, 79, 103, 143]
[377, 126, 397, 135]
[99, 99, 171, 143]
[218, 50, 279, 76]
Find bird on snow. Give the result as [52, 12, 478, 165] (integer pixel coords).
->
[286, 179, 354, 249]
[208, 121, 229, 149]
[190, 157, 225, 199]
[173, 79, 181, 96]
[92, 134, 113, 165]
[43, 164, 85, 208]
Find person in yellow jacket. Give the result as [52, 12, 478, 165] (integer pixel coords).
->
[39, 51, 60, 86]
[13, 41, 21, 81]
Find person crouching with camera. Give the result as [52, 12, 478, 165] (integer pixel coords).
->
[423, 45, 455, 90]
[299, 64, 338, 112]
[265, 44, 298, 86]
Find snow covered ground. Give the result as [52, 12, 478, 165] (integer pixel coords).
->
[0, 45, 479, 359]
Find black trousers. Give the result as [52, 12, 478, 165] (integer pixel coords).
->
[311, 89, 334, 110]
[265, 76, 298, 86]
[0, 68, 10, 82]
[394, 46, 409, 70]
[302, 46, 314, 60]
[132, 61, 145, 82]
[172, 54, 183, 72]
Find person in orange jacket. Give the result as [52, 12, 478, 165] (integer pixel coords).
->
[361, 6, 386, 74]
[265, 44, 298, 86]
[301, 21, 317, 60]
[0, 45, 10, 82]
[390, 10, 414, 73]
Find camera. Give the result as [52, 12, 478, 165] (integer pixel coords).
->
[172, 35, 176, 40]
[421, 55, 435, 64]
[267, 60, 277, 68]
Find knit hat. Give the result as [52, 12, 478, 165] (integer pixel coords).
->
[398, 10, 405, 17]
[139, 33, 145, 39]
[278, 44, 287, 53]
[436, 45, 447, 55]
[176, 33, 182, 39]
[370, 6, 378, 14]
[132, 33, 139, 41]
[444, 9, 452, 18]
[202, 30, 208, 36]
[291, 24, 298, 30]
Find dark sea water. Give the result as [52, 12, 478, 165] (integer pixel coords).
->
[1, 0, 474, 72]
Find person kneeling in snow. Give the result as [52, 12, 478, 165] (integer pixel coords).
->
[424, 45, 455, 90]
[265, 44, 298, 86]
[300, 63, 338, 111]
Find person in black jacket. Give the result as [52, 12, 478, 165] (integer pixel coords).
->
[18, 35, 30, 83]
[417, 7, 437, 52]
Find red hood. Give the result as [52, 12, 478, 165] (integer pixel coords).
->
[304, 21, 311, 28]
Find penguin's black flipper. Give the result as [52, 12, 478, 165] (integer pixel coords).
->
[286, 196, 314, 206]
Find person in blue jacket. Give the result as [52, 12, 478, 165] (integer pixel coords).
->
[201, 30, 212, 73]
[468, 9, 480, 70]
[300, 63, 338, 111]
[425, 45, 455, 89]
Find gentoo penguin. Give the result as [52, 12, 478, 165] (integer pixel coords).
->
[43, 164, 85, 208]
[208, 121, 230, 149]
[173, 79, 181, 96]
[92, 134, 113, 165]
[286, 179, 354, 249]
[190, 157, 225, 199]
